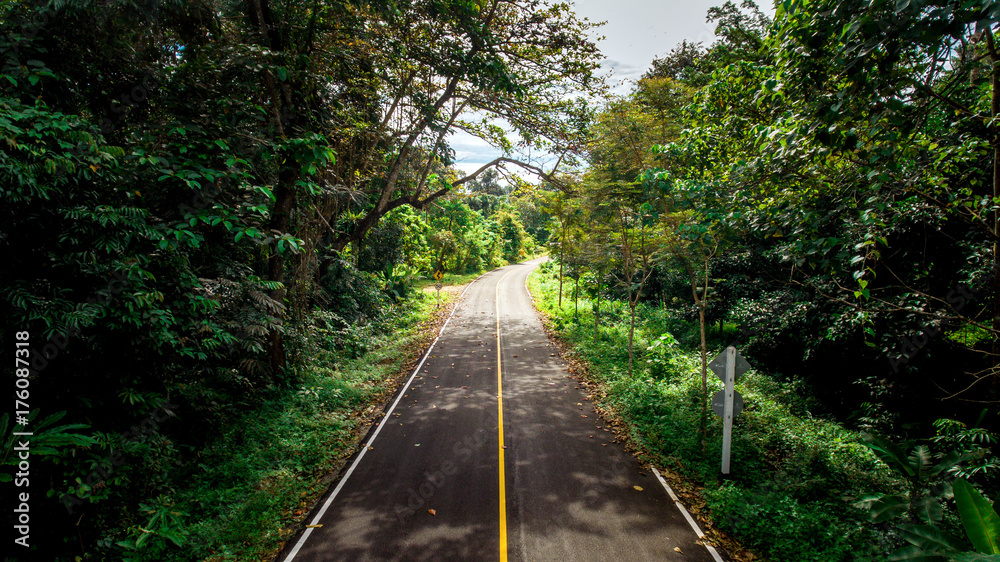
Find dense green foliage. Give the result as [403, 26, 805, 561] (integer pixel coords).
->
[9, 0, 1000, 558]
[530, 265, 903, 560]
[0, 0, 572, 558]
[537, 0, 1000, 559]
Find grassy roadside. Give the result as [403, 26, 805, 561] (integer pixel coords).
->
[414, 271, 483, 291]
[527, 263, 902, 562]
[145, 284, 465, 562]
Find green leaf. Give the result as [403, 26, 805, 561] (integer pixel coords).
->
[863, 433, 915, 476]
[870, 494, 909, 523]
[899, 524, 967, 553]
[888, 544, 947, 561]
[930, 449, 965, 479]
[955, 478, 1000, 554]
[914, 495, 944, 525]
[910, 445, 933, 478]
[953, 554, 1000, 561]
[257, 185, 276, 202]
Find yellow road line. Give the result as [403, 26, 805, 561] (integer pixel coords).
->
[496, 267, 517, 562]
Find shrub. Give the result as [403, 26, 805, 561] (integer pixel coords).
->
[528, 265, 900, 560]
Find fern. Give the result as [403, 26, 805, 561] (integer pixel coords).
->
[0, 410, 97, 482]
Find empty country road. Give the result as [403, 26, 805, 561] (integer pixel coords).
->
[280, 259, 723, 562]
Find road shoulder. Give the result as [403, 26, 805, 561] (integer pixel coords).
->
[524, 271, 753, 561]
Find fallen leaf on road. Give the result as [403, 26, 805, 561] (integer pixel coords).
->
[428, 509, 436, 516]
[306, 524, 323, 528]
[634, 486, 644, 492]
[674, 547, 682, 553]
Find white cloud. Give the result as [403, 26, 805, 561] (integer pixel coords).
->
[446, 1, 778, 178]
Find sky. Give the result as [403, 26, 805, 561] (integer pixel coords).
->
[449, 0, 765, 180]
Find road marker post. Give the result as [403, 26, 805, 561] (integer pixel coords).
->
[708, 346, 750, 475]
[722, 347, 735, 474]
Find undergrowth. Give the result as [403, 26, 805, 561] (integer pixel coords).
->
[528, 263, 902, 561]
[83, 289, 450, 562]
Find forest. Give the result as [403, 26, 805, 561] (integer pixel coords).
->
[4, 0, 1000, 560]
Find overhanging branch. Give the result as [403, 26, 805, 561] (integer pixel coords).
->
[451, 156, 568, 191]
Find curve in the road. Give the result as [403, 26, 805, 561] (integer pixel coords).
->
[279, 259, 725, 562]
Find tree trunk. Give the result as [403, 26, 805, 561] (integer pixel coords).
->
[698, 299, 708, 412]
[247, 0, 297, 378]
[628, 298, 637, 377]
[574, 276, 579, 319]
[559, 210, 568, 308]
[558, 256, 564, 308]
[594, 294, 600, 338]
[990, 32, 1000, 384]
[692, 264, 710, 455]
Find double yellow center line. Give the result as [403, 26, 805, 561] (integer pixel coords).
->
[495, 268, 516, 562]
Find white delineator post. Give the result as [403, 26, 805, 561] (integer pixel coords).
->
[721, 345, 735, 475]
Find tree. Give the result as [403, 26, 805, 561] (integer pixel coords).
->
[0, 0, 605, 555]
[612, 199, 662, 376]
[760, 0, 1000, 398]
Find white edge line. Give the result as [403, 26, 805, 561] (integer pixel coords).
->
[283, 272, 489, 561]
[523, 256, 546, 302]
[652, 467, 725, 562]
[521, 257, 720, 561]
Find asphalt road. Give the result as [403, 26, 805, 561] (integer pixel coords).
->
[280, 259, 723, 562]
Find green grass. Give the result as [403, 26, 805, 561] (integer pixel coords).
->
[108, 289, 456, 562]
[528, 265, 903, 561]
[413, 270, 483, 290]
